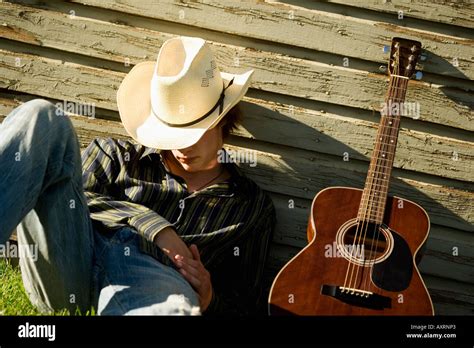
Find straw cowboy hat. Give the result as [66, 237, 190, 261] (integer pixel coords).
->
[117, 36, 254, 150]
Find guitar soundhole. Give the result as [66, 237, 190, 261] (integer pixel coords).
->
[337, 218, 393, 266]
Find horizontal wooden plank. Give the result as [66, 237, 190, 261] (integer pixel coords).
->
[327, 0, 474, 29]
[230, 140, 474, 232]
[270, 192, 473, 242]
[0, 48, 472, 182]
[0, 49, 121, 110]
[1, 2, 473, 131]
[0, 95, 472, 232]
[422, 275, 474, 315]
[239, 97, 474, 182]
[68, 0, 474, 80]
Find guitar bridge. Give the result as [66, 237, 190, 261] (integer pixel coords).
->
[321, 284, 391, 310]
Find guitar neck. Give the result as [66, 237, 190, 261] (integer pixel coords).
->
[357, 75, 409, 224]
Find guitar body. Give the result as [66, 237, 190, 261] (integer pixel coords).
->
[268, 187, 434, 315]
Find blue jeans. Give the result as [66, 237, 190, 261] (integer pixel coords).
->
[0, 99, 200, 315]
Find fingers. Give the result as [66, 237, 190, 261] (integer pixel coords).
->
[176, 257, 200, 279]
[174, 251, 209, 293]
[177, 256, 203, 289]
[189, 244, 201, 261]
[179, 267, 202, 289]
[174, 254, 199, 268]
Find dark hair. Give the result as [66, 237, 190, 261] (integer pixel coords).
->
[218, 103, 242, 139]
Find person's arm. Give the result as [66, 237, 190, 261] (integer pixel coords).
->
[203, 202, 276, 315]
[82, 138, 191, 259]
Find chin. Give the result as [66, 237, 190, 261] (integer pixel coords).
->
[181, 164, 200, 173]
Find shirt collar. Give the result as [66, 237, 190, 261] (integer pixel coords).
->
[139, 146, 162, 161]
[138, 147, 245, 198]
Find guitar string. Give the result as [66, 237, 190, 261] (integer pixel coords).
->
[348, 93, 392, 292]
[343, 76, 392, 292]
[345, 100, 385, 291]
[362, 74, 405, 293]
[350, 87, 398, 293]
[353, 73, 405, 293]
[343, 133, 378, 291]
[344, 49, 408, 294]
[363, 73, 408, 294]
[369, 77, 408, 294]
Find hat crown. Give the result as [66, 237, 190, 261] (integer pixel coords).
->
[150, 37, 223, 125]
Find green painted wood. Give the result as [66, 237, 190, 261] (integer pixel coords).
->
[327, 0, 474, 29]
[67, 0, 474, 79]
[0, 49, 472, 182]
[1, 95, 472, 232]
[1, 2, 472, 131]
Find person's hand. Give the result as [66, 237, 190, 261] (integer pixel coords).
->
[153, 227, 193, 261]
[174, 244, 213, 311]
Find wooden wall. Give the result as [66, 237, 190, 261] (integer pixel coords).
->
[0, 0, 472, 314]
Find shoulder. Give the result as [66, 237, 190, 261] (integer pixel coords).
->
[85, 137, 147, 159]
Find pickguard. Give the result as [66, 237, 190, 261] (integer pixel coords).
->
[372, 228, 413, 292]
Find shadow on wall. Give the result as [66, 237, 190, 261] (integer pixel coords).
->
[232, 98, 472, 232]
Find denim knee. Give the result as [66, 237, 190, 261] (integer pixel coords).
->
[12, 99, 74, 137]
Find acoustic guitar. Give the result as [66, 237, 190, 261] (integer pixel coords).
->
[268, 38, 434, 315]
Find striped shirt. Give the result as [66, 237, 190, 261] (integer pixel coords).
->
[81, 138, 275, 315]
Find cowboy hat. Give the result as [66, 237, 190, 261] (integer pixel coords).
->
[117, 36, 254, 150]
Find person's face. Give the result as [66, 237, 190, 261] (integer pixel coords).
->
[171, 126, 223, 172]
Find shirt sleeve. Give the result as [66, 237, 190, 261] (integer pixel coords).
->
[203, 200, 276, 316]
[82, 138, 172, 242]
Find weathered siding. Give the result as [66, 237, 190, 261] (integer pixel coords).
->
[0, 0, 472, 314]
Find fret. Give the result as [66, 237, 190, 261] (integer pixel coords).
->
[365, 176, 391, 184]
[371, 153, 396, 160]
[373, 142, 398, 149]
[368, 164, 396, 171]
[370, 158, 396, 166]
[357, 58, 412, 222]
[376, 124, 402, 131]
[360, 193, 389, 202]
[359, 196, 388, 204]
[362, 184, 390, 192]
[360, 195, 389, 204]
[359, 196, 389, 205]
[366, 177, 392, 186]
[367, 174, 393, 182]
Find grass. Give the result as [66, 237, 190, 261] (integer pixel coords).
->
[0, 259, 94, 316]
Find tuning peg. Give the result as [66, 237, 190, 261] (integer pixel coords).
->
[420, 53, 427, 61]
[379, 65, 387, 72]
[383, 45, 390, 53]
[415, 71, 423, 80]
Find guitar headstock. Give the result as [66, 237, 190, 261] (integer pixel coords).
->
[389, 37, 422, 78]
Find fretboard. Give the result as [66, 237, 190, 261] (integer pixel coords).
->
[357, 75, 409, 224]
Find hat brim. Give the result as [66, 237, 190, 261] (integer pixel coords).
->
[117, 61, 253, 150]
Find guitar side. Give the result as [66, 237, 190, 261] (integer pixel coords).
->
[268, 186, 434, 316]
